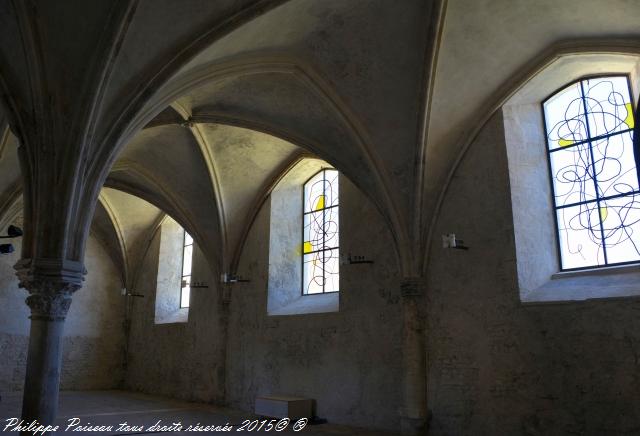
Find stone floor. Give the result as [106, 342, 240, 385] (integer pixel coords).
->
[0, 391, 397, 435]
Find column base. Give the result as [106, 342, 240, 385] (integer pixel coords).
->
[400, 412, 431, 436]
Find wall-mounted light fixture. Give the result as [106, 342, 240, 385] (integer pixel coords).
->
[0, 225, 23, 254]
[442, 233, 469, 250]
[221, 273, 250, 284]
[121, 288, 144, 298]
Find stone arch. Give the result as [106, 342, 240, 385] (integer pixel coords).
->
[103, 57, 409, 275]
[424, 39, 640, 275]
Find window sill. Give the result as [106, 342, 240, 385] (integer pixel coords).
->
[155, 307, 189, 324]
[268, 292, 339, 316]
[521, 264, 640, 305]
[551, 263, 640, 279]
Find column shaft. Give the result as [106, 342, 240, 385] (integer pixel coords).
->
[21, 317, 65, 426]
[15, 259, 83, 436]
[400, 278, 428, 435]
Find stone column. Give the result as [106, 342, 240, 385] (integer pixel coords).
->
[399, 277, 429, 435]
[16, 259, 83, 434]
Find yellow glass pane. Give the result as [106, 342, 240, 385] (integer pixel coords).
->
[303, 241, 313, 254]
[624, 103, 634, 129]
[600, 206, 608, 222]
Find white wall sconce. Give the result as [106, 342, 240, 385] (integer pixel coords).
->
[121, 288, 144, 298]
[442, 233, 469, 250]
[221, 273, 250, 284]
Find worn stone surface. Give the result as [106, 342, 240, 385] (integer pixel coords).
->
[226, 176, 402, 430]
[124, 175, 402, 430]
[0, 390, 397, 436]
[2, 2, 640, 433]
[503, 102, 556, 295]
[0, 236, 126, 394]
[125, 232, 227, 404]
[424, 0, 640, 234]
[427, 110, 640, 435]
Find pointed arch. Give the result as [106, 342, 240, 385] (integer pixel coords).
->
[117, 56, 410, 274]
[424, 38, 640, 275]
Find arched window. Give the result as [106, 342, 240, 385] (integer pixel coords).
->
[267, 160, 340, 315]
[302, 169, 339, 294]
[544, 75, 637, 270]
[180, 231, 193, 308]
[155, 216, 190, 323]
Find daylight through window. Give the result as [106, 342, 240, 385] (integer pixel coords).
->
[302, 169, 339, 294]
[544, 75, 637, 270]
[181, 232, 193, 307]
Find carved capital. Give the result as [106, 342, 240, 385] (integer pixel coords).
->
[15, 257, 85, 321]
[25, 292, 75, 320]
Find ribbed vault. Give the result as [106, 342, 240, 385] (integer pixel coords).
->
[1, 0, 639, 277]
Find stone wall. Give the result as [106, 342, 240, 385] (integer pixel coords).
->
[0, 236, 126, 393]
[124, 226, 227, 404]
[124, 176, 403, 430]
[226, 176, 402, 430]
[426, 110, 640, 435]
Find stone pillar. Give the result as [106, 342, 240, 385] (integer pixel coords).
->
[16, 259, 83, 434]
[399, 277, 429, 435]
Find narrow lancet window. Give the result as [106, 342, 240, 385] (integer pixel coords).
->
[302, 169, 339, 294]
[181, 231, 193, 307]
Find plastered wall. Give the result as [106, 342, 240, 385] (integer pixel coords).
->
[226, 176, 402, 430]
[0, 236, 126, 393]
[125, 176, 403, 430]
[426, 110, 640, 435]
[124, 226, 227, 404]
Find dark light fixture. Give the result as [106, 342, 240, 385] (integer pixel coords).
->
[0, 225, 23, 255]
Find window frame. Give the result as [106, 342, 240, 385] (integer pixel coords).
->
[180, 230, 192, 308]
[301, 168, 340, 295]
[542, 73, 638, 272]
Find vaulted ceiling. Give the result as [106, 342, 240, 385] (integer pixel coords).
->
[0, 0, 639, 277]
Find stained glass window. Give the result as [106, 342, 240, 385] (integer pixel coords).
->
[302, 169, 339, 294]
[180, 231, 193, 307]
[544, 75, 638, 270]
